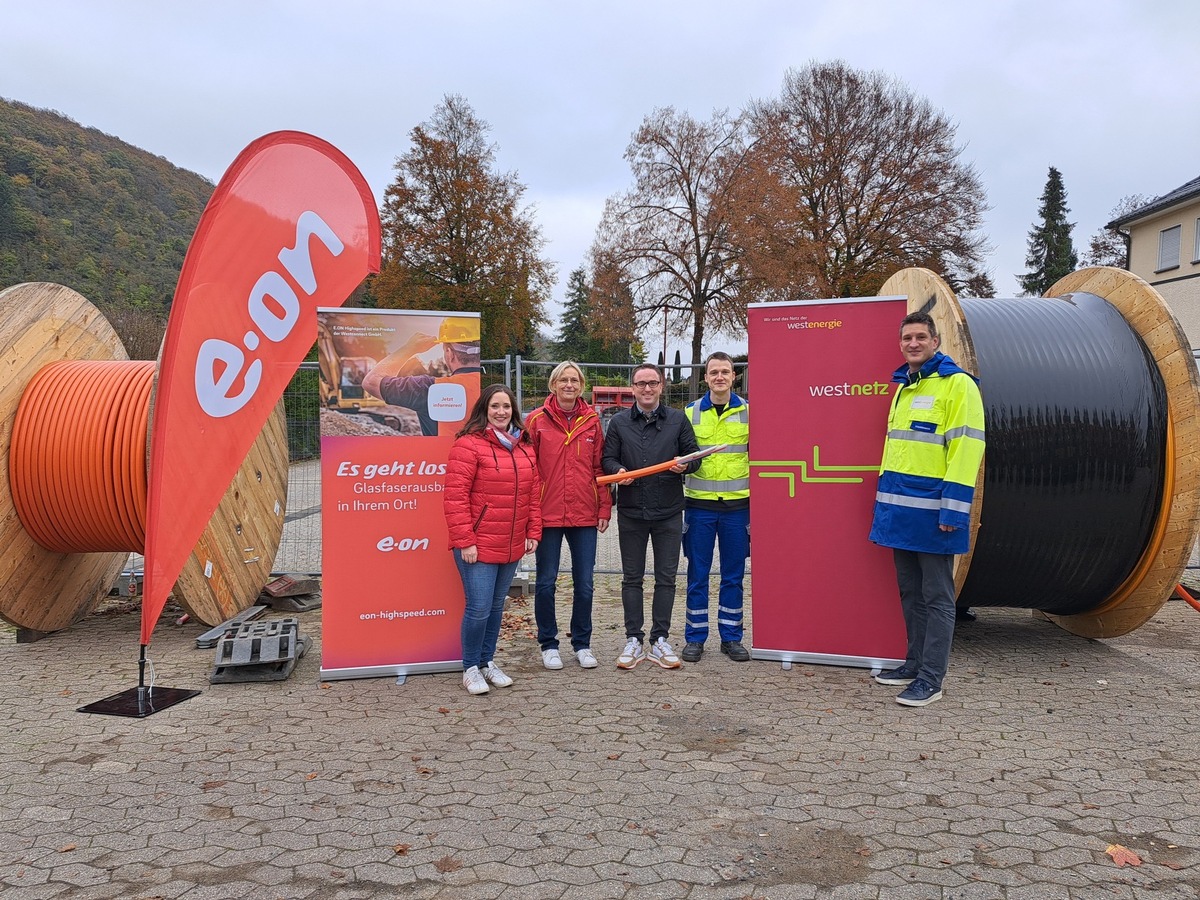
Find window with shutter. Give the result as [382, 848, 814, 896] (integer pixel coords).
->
[1158, 225, 1181, 271]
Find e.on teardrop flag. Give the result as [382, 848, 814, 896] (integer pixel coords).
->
[140, 132, 381, 646]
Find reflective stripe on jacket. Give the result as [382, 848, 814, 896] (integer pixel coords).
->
[868, 352, 985, 555]
[684, 393, 749, 501]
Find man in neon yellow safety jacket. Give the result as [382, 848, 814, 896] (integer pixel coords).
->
[869, 312, 984, 709]
[681, 352, 750, 664]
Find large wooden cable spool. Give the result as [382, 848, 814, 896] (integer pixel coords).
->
[1044, 267, 1200, 636]
[878, 266, 1200, 638]
[0, 282, 289, 632]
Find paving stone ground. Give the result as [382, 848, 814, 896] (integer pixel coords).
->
[2, 576, 1199, 900]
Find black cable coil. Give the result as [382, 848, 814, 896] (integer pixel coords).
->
[957, 292, 1168, 615]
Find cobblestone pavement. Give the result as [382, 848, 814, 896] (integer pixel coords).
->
[2, 577, 1199, 900]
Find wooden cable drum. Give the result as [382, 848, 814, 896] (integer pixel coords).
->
[878, 266, 1200, 638]
[0, 282, 290, 633]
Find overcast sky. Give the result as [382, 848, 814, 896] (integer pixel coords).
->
[2, 0, 1196, 359]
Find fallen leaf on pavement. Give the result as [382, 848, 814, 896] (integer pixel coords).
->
[1106, 844, 1142, 867]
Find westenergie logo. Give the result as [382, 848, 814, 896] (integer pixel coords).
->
[787, 319, 842, 330]
[808, 382, 891, 397]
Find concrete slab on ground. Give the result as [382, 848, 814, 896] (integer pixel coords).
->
[2, 578, 1198, 899]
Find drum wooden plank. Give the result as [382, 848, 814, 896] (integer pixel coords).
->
[1044, 267, 1200, 638]
[0, 284, 128, 631]
[173, 399, 289, 626]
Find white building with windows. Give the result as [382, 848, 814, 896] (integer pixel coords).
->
[1109, 176, 1200, 349]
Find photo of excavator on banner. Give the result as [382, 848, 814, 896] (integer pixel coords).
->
[316, 320, 408, 433]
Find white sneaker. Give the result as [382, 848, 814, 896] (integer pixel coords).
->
[649, 637, 681, 669]
[616, 637, 645, 669]
[463, 666, 489, 694]
[576, 648, 598, 668]
[542, 648, 563, 670]
[483, 661, 514, 688]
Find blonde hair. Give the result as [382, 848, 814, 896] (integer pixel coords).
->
[548, 361, 585, 389]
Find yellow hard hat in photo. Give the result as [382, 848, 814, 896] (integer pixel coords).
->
[438, 316, 480, 344]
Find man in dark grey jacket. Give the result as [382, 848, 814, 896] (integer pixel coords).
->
[602, 364, 701, 670]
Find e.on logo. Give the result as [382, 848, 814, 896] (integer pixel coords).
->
[377, 535, 432, 552]
[194, 211, 344, 418]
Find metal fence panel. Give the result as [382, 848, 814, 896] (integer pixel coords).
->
[274, 357, 749, 577]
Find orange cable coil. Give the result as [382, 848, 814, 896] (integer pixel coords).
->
[9, 360, 154, 553]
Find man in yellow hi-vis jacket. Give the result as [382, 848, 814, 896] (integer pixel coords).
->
[681, 352, 750, 663]
[869, 311, 985, 708]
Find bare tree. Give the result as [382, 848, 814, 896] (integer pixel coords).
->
[590, 107, 752, 369]
[735, 61, 991, 300]
[1081, 194, 1150, 269]
[102, 304, 167, 360]
[371, 95, 553, 357]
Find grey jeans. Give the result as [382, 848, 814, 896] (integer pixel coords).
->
[893, 549, 956, 689]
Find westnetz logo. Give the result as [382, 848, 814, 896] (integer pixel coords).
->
[809, 382, 891, 397]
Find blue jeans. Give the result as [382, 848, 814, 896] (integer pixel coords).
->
[893, 549, 956, 690]
[454, 549, 520, 671]
[682, 506, 749, 643]
[617, 511, 683, 643]
[534, 526, 598, 651]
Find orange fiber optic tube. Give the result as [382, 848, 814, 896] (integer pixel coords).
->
[9, 360, 155, 553]
[596, 444, 726, 486]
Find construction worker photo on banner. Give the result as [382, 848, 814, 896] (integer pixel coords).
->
[361, 315, 483, 437]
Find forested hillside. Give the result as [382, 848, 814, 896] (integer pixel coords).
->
[0, 98, 213, 357]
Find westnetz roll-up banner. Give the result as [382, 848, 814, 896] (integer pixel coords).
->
[317, 308, 480, 680]
[748, 297, 908, 668]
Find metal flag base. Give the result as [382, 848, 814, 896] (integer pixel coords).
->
[77, 686, 201, 718]
[77, 645, 200, 717]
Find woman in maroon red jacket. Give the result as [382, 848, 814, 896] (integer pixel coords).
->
[444, 384, 542, 695]
[525, 361, 611, 670]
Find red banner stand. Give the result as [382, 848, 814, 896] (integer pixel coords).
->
[747, 297, 908, 669]
[317, 309, 480, 681]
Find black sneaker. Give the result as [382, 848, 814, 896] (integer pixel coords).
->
[874, 666, 916, 686]
[896, 678, 943, 707]
[720, 641, 750, 661]
[681, 642, 703, 662]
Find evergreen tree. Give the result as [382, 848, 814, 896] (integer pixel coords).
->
[553, 268, 602, 361]
[551, 266, 636, 364]
[1019, 166, 1078, 296]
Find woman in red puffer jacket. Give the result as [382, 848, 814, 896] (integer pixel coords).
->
[525, 361, 611, 671]
[444, 384, 542, 695]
